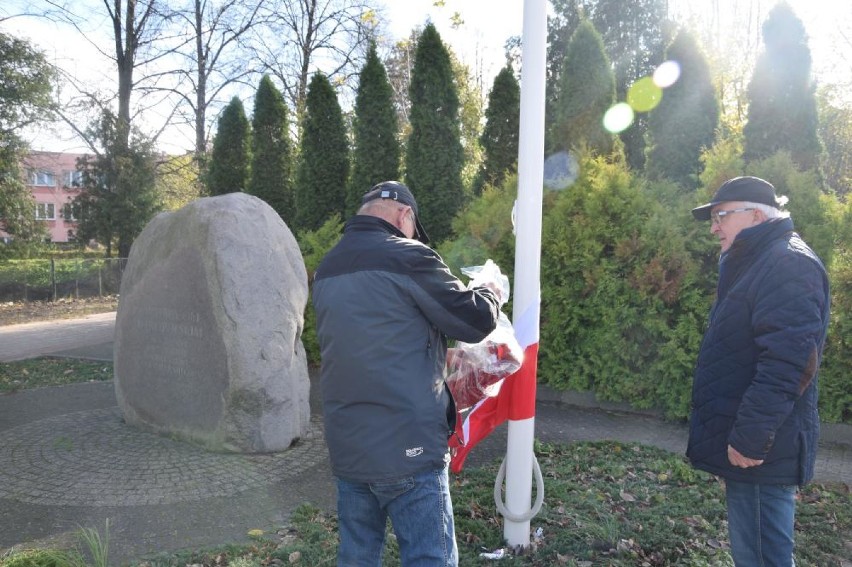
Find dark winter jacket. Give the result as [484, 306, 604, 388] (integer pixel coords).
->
[686, 217, 830, 485]
[312, 215, 499, 482]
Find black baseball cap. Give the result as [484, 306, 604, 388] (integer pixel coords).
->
[691, 176, 785, 221]
[361, 181, 430, 243]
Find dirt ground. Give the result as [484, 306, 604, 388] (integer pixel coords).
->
[0, 295, 119, 327]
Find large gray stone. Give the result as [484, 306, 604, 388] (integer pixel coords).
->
[114, 192, 310, 453]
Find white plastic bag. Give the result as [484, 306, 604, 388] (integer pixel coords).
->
[446, 260, 523, 411]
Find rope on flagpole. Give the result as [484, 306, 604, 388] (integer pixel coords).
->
[493, 454, 544, 522]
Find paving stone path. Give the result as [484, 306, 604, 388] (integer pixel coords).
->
[0, 409, 325, 507]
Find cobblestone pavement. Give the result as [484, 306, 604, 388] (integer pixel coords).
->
[1, 315, 849, 565]
[0, 408, 325, 507]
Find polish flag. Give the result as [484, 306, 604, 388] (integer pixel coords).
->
[450, 299, 539, 473]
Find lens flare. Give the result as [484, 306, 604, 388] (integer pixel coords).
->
[627, 77, 663, 112]
[603, 103, 634, 134]
[543, 151, 579, 191]
[653, 60, 681, 88]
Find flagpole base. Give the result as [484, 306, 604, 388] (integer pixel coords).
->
[501, 417, 539, 547]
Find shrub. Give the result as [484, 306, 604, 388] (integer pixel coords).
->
[538, 156, 712, 418]
[297, 215, 344, 366]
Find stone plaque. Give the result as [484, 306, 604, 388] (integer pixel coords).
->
[114, 192, 310, 453]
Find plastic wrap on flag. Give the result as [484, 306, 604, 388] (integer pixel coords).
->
[446, 260, 523, 411]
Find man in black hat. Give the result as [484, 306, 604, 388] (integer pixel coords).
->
[687, 176, 831, 566]
[312, 181, 501, 566]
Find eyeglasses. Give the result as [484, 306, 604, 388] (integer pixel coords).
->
[710, 207, 755, 225]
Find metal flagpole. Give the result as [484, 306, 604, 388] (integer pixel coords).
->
[501, 0, 546, 548]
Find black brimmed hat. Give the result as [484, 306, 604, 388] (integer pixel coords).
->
[692, 176, 786, 221]
[361, 181, 430, 243]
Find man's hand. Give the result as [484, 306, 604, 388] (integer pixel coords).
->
[728, 444, 764, 468]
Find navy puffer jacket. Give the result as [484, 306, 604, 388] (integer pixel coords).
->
[686, 218, 830, 485]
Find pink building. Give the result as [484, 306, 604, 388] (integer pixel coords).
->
[16, 151, 89, 243]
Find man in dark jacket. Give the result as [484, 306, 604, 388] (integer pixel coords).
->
[312, 181, 500, 566]
[687, 176, 830, 567]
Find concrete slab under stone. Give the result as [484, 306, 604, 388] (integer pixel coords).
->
[114, 193, 310, 454]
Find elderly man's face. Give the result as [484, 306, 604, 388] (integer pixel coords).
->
[710, 201, 762, 253]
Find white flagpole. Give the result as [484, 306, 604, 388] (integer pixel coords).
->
[503, 0, 546, 548]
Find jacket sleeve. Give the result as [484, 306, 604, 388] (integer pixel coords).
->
[404, 245, 500, 344]
[728, 252, 829, 459]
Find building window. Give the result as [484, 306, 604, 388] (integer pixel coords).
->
[65, 170, 83, 187]
[36, 203, 56, 220]
[30, 170, 56, 186]
[62, 203, 77, 221]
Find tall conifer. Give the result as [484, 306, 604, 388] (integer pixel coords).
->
[476, 65, 520, 194]
[646, 30, 719, 189]
[743, 2, 821, 171]
[348, 42, 400, 214]
[294, 72, 349, 231]
[550, 20, 615, 156]
[208, 96, 250, 195]
[248, 75, 294, 224]
[405, 23, 464, 244]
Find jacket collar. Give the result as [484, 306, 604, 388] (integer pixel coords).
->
[722, 217, 794, 264]
[344, 214, 407, 239]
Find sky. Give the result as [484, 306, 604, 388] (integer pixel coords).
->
[2, 0, 850, 154]
[382, 0, 525, 86]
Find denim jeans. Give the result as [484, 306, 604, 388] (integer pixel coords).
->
[336, 465, 458, 567]
[725, 479, 798, 567]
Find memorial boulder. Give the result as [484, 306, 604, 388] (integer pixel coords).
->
[114, 192, 310, 453]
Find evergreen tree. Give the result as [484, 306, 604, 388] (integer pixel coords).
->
[547, 0, 668, 169]
[0, 32, 55, 250]
[405, 23, 464, 244]
[451, 53, 485, 196]
[476, 65, 520, 194]
[743, 2, 821, 171]
[294, 72, 349, 231]
[71, 112, 160, 258]
[348, 42, 400, 214]
[207, 96, 251, 196]
[550, 20, 615, 156]
[817, 87, 852, 197]
[248, 75, 294, 224]
[646, 30, 719, 189]
[0, 141, 46, 251]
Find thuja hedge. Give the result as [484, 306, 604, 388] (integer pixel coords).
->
[437, 154, 850, 424]
[297, 154, 850, 424]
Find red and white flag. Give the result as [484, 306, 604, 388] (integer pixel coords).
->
[450, 300, 539, 473]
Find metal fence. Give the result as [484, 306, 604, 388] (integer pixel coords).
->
[0, 258, 127, 302]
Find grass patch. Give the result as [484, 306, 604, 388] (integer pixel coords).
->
[0, 358, 112, 394]
[11, 442, 836, 567]
[1, 520, 110, 567]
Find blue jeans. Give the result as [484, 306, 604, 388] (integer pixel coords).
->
[336, 466, 458, 567]
[726, 479, 798, 566]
